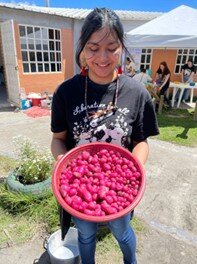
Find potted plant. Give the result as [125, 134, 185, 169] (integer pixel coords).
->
[6, 136, 54, 195]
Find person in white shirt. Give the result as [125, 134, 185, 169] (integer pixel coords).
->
[133, 68, 152, 84]
[125, 57, 136, 77]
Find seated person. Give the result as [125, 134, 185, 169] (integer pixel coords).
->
[133, 68, 152, 84]
[125, 57, 136, 77]
[176, 59, 196, 103]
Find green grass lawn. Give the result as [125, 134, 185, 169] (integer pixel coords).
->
[156, 108, 197, 147]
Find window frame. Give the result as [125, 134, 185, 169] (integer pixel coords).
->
[140, 48, 153, 70]
[174, 49, 197, 74]
[19, 24, 62, 74]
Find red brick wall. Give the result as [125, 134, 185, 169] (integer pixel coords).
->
[151, 49, 197, 96]
[151, 49, 180, 81]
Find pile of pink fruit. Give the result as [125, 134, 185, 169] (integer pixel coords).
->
[52, 143, 145, 222]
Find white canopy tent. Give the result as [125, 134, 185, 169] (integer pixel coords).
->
[125, 5, 197, 48]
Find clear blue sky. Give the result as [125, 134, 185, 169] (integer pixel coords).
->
[2, 0, 197, 12]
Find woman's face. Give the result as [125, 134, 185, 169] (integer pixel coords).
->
[83, 27, 122, 84]
[160, 64, 165, 71]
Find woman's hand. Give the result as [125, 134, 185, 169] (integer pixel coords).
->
[57, 154, 64, 161]
[157, 86, 161, 92]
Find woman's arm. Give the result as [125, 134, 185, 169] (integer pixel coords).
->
[159, 73, 170, 90]
[132, 140, 149, 165]
[188, 71, 195, 82]
[51, 131, 68, 160]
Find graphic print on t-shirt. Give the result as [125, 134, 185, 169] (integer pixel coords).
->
[184, 68, 192, 76]
[72, 103, 129, 147]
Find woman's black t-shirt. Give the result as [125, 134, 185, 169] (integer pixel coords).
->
[51, 74, 159, 151]
[156, 68, 170, 88]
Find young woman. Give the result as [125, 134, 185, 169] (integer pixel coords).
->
[155, 61, 171, 107]
[51, 8, 159, 264]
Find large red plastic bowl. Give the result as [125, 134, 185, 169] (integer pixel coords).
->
[52, 142, 146, 222]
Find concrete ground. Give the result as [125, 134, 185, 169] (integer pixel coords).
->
[0, 108, 197, 264]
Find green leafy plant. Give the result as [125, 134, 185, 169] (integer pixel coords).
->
[13, 136, 54, 184]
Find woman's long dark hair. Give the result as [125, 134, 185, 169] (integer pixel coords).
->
[75, 8, 125, 68]
[158, 61, 171, 79]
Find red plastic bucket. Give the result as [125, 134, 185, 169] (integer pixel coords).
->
[27, 97, 45, 107]
[52, 142, 146, 222]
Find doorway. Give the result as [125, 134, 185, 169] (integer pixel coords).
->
[0, 26, 9, 108]
[0, 20, 20, 108]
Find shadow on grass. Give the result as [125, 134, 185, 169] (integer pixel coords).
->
[157, 108, 197, 140]
[0, 176, 5, 184]
[176, 127, 189, 139]
[97, 224, 111, 241]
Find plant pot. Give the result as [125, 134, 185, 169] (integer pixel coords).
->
[6, 170, 52, 196]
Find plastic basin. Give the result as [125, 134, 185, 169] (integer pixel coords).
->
[52, 142, 146, 222]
